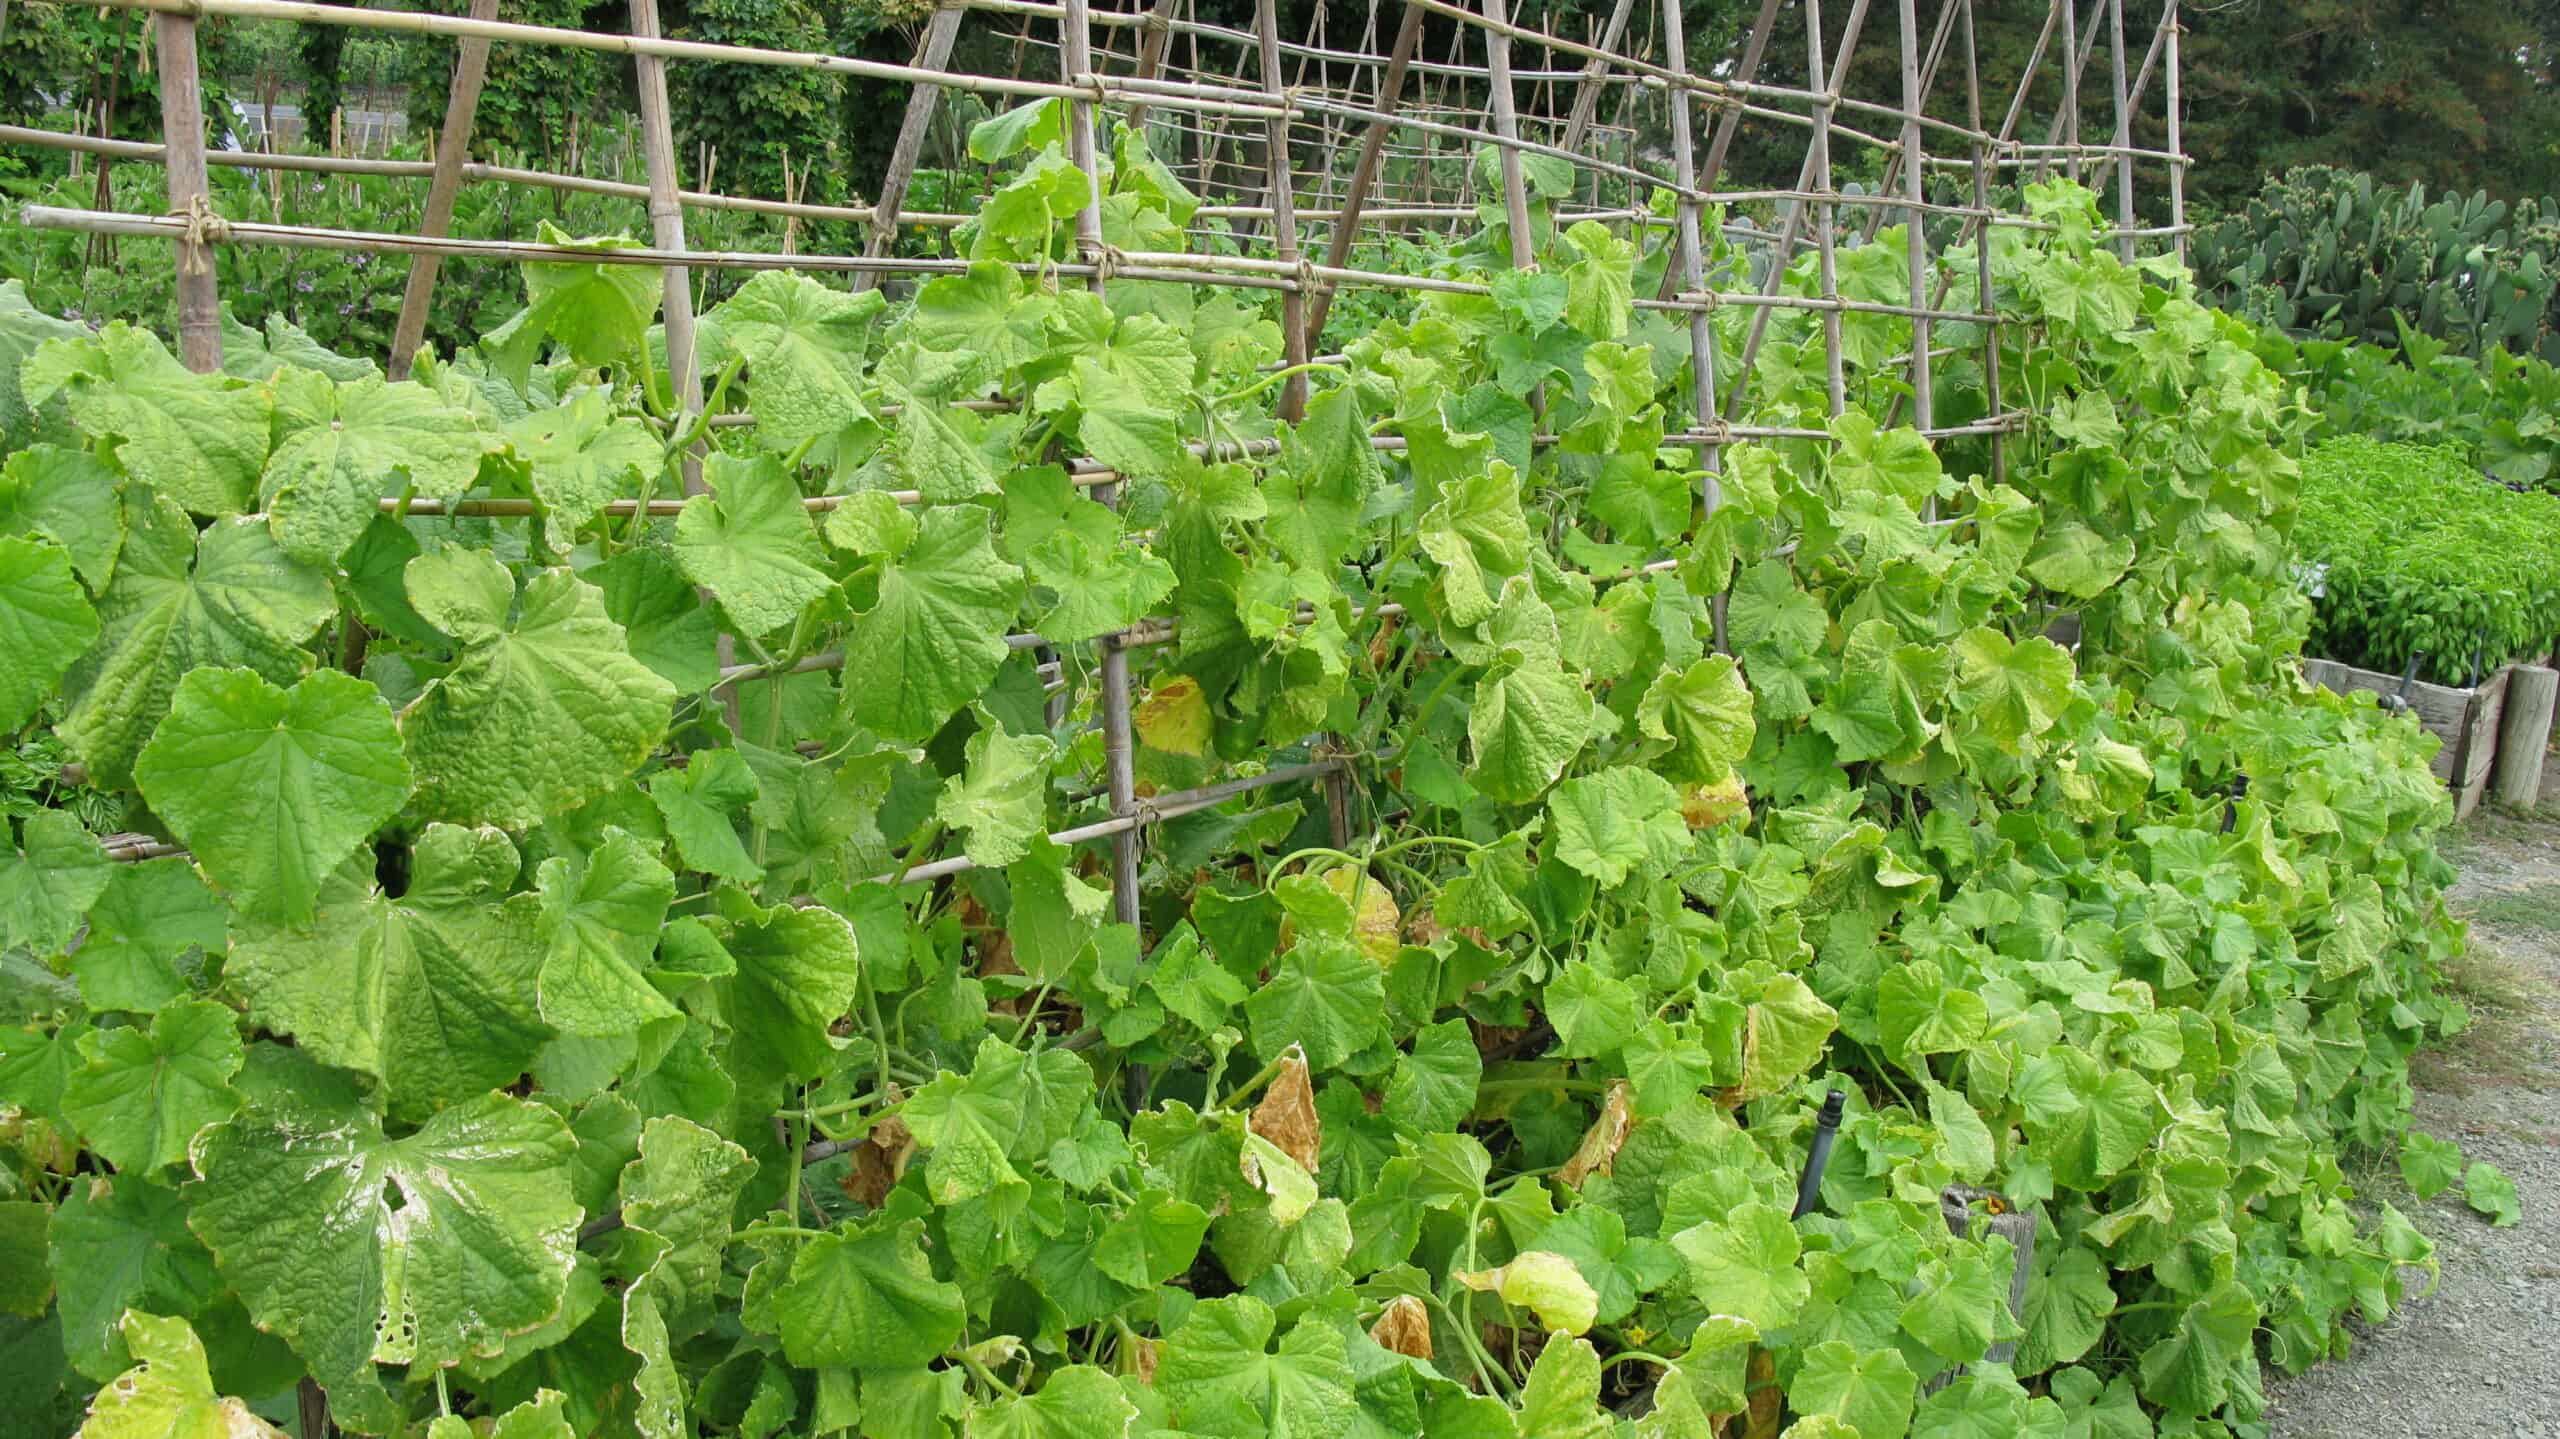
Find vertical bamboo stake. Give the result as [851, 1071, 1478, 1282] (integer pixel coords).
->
[1658, 0, 1718, 511]
[156, 13, 222, 373]
[1062, 0, 1143, 930]
[629, 0, 736, 734]
[1655, 0, 1784, 303]
[859, 2, 967, 293]
[1254, 0, 1311, 423]
[1961, 0, 2002, 483]
[2164, 0, 2185, 266]
[1560, 0, 1637, 159]
[2058, 0, 2081, 183]
[1718, 0, 1872, 415]
[1855, 0, 1956, 244]
[1481, 0, 1541, 414]
[1305, 2, 1422, 342]
[2105, 0, 2133, 259]
[1119, 0, 1184, 132]
[1899, 0, 1932, 436]
[630, 0, 701, 479]
[388, 0, 500, 379]
[1807, 0, 1846, 418]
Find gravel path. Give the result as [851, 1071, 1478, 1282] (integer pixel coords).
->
[2264, 807, 2560, 1439]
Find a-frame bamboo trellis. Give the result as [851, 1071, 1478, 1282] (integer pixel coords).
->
[26, 0, 2189, 922]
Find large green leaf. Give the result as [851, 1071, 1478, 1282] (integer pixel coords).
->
[1548, 767, 1691, 887]
[0, 810, 112, 955]
[699, 270, 884, 465]
[534, 829, 679, 1037]
[61, 499, 335, 789]
[69, 859, 225, 1014]
[188, 1087, 579, 1395]
[1156, 1295, 1355, 1439]
[0, 444, 126, 591]
[712, 889, 861, 1082]
[0, 537, 96, 733]
[675, 454, 837, 638]
[505, 388, 660, 548]
[74, 1313, 285, 1439]
[60, 1000, 242, 1176]
[260, 376, 484, 564]
[1670, 1201, 1807, 1331]
[935, 720, 1055, 870]
[134, 667, 411, 924]
[226, 823, 550, 1121]
[399, 549, 677, 828]
[771, 1219, 967, 1370]
[841, 507, 1024, 742]
[22, 324, 270, 516]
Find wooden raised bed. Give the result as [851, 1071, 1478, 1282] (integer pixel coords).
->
[2304, 658, 2513, 817]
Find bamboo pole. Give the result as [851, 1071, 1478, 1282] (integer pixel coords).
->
[2056, 0, 2080, 183]
[1658, 0, 1718, 512]
[1720, 0, 1872, 422]
[26, 206, 2026, 327]
[1900, 0, 1932, 435]
[1962, 0, 2001, 485]
[1119, 0, 1186, 132]
[859, 3, 968, 293]
[1481, 0, 1540, 415]
[1558, 0, 1638, 158]
[86, 0, 1215, 111]
[629, 0, 701, 487]
[2164, 1, 2184, 266]
[2105, 0, 2133, 260]
[155, 13, 221, 373]
[1254, 0, 1311, 423]
[1654, 0, 1784, 302]
[1808, 0, 1846, 419]
[1060, 0, 1143, 931]
[388, 0, 501, 379]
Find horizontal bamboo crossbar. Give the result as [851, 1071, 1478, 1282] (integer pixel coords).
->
[21, 207, 2011, 327]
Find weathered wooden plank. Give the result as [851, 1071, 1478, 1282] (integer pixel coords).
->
[2493, 666, 2557, 810]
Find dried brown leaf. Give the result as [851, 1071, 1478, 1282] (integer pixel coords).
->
[1560, 1080, 1634, 1188]
[1248, 1044, 1322, 1173]
[1369, 1295, 1433, 1360]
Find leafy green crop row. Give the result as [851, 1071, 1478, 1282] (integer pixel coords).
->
[0, 126, 2470, 1439]
[2293, 436, 2560, 683]
[2251, 321, 2560, 492]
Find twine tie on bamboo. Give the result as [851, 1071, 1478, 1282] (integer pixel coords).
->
[171, 194, 230, 275]
[1082, 240, 1130, 284]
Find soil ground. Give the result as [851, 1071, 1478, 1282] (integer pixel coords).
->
[2263, 786, 2560, 1439]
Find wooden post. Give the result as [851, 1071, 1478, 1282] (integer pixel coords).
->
[156, 13, 222, 373]
[858, 2, 967, 293]
[1254, 0, 1311, 422]
[1062, 0, 1143, 930]
[2494, 666, 2558, 810]
[389, 0, 501, 379]
[1304, 2, 1423, 343]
